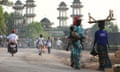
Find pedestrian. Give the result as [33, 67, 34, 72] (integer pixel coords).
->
[56, 38, 62, 49]
[66, 16, 85, 69]
[92, 20, 112, 71]
[46, 37, 52, 54]
[0, 35, 2, 47]
[36, 34, 44, 55]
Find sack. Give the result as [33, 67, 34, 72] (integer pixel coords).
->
[42, 45, 46, 52]
[71, 31, 80, 40]
[90, 48, 98, 56]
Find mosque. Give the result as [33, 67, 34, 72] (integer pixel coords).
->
[11, 0, 83, 47]
[12, 0, 35, 38]
[42, 0, 83, 38]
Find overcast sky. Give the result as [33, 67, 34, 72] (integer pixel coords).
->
[8, 0, 120, 29]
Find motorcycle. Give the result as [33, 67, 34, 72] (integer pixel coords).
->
[8, 42, 17, 56]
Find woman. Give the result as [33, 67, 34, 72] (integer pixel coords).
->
[93, 20, 112, 71]
[67, 17, 84, 69]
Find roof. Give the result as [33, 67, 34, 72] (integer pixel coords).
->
[59, 2, 67, 6]
[73, 0, 80, 3]
[15, 0, 23, 5]
[40, 18, 51, 24]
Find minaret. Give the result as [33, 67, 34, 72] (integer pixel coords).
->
[13, 0, 24, 34]
[57, 1, 68, 27]
[71, 0, 83, 19]
[25, 0, 36, 25]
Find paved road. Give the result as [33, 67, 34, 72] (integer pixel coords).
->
[0, 48, 102, 72]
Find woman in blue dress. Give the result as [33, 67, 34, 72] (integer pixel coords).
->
[66, 17, 84, 69]
[93, 20, 112, 71]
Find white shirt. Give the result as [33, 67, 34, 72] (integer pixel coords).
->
[7, 33, 19, 43]
[46, 39, 52, 47]
[36, 37, 44, 45]
[56, 39, 62, 46]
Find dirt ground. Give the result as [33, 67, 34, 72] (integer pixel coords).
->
[59, 50, 114, 71]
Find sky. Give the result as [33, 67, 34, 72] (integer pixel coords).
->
[6, 0, 120, 29]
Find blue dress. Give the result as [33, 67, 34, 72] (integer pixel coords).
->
[70, 26, 84, 69]
[95, 30, 112, 70]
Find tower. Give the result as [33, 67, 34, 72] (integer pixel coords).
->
[57, 1, 68, 27]
[13, 0, 24, 35]
[24, 0, 36, 25]
[71, 0, 83, 19]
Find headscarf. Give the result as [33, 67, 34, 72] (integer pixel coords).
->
[73, 16, 81, 26]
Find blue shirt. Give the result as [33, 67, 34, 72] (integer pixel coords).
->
[95, 30, 108, 45]
[74, 26, 84, 37]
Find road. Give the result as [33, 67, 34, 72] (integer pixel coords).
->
[0, 48, 102, 72]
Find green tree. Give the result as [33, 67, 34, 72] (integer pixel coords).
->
[25, 22, 48, 39]
[0, 0, 8, 4]
[0, 5, 6, 34]
[0, 0, 13, 6]
[105, 21, 119, 32]
[4, 12, 14, 34]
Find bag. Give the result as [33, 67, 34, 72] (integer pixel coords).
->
[42, 45, 46, 52]
[71, 31, 80, 40]
[90, 48, 98, 56]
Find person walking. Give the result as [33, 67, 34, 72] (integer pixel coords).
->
[36, 34, 44, 55]
[66, 16, 85, 69]
[46, 37, 52, 54]
[56, 38, 62, 49]
[92, 20, 112, 71]
[0, 35, 2, 47]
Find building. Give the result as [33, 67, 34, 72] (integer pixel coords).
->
[40, 17, 53, 31]
[24, 0, 36, 24]
[12, 0, 36, 48]
[13, 0, 36, 37]
[57, 1, 69, 27]
[56, 0, 83, 36]
[13, 0, 24, 36]
[71, 0, 83, 19]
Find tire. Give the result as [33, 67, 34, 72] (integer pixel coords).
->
[10, 48, 16, 56]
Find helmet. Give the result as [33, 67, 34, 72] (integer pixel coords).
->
[73, 16, 81, 25]
[11, 29, 16, 33]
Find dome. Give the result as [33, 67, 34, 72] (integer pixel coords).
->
[15, 0, 23, 5]
[40, 18, 51, 24]
[73, 0, 80, 3]
[59, 2, 67, 6]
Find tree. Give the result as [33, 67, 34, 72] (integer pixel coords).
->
[0, 0, 13, 6]
[105, 21, 119, 32]
[4, 12, 14, 34]
[0, 5, 6, 34]
[25, 22, 49, 39]
[0, 0, 8, 4]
